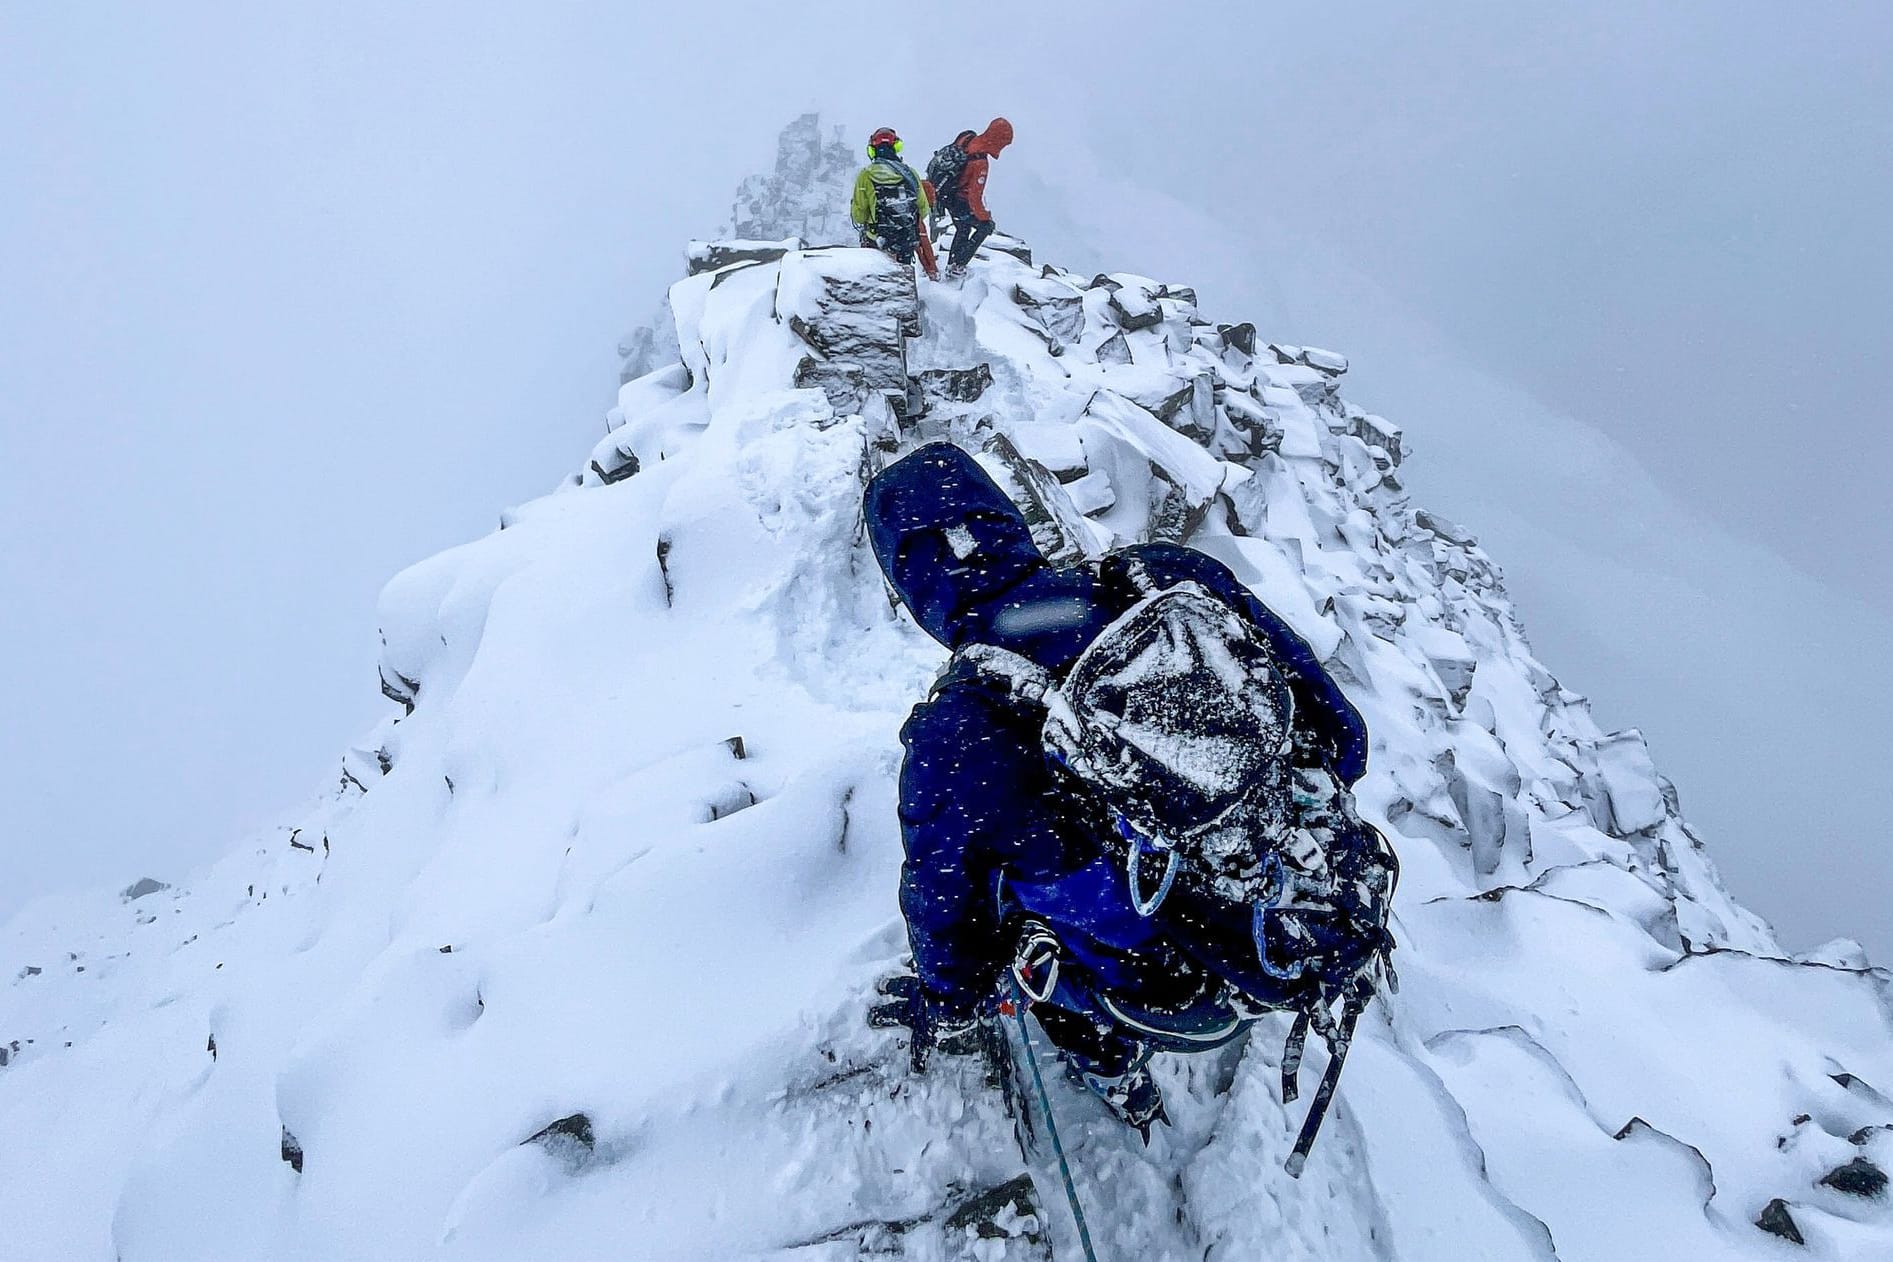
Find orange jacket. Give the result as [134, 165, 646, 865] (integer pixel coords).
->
[955, 118, 1013, 222]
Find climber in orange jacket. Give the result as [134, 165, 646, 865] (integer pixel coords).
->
[926, 118, 1014, 278]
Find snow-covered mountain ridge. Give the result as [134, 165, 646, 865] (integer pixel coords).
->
[3, 124, 1890, 1261]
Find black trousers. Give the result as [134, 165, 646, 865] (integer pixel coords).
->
[946, 209, 996, 268]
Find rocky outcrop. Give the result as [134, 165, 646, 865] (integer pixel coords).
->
[728, 114, 857, 246]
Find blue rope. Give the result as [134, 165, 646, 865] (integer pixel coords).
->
[1009, 979, 1100, 1262]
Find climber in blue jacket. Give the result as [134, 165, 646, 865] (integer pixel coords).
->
[864, 442, 1392, 1141]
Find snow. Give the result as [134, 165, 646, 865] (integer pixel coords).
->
[4, 148, 1892, 1262]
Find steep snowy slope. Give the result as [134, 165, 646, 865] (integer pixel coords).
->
[3, 150, 1891, 1262]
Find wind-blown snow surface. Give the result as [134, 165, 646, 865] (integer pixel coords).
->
[4, 239, 1891, 1260]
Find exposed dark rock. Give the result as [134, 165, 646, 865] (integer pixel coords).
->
[785, 1177, 1048, 1258]
[1096, 331, 1132, 365]
[120, 878, 169, 902]
[590, 446, 641, 486]
[1107, 284, 1162, 332]
[527, 1112, 596, 1151]
[1345, 413, 1405, 467]
[1427, 651, 1478, 712]
[207, 1034, 217, 1060]
[686, 237, 801, 277]
[981, 433, 1088, 567]
[1415, 509, 1478, 548]
[1851, 1124, 1888, 1146]
[656, 535, 675, 608]
[726, 735, 748, 760]
[526, 1112, 598, 1172]
[1087, 273, 1123, 292]
[1219, 388, 1281, 452]
[984, 235, 1033, 264]
[1011, 284, 1084, 347]
[1154, 374, 1216, 443]
[1755, 1198, 1805, 1245]
[943, 1174, 1044, 1244]
[781, 256, 917, 412]
[1157, 284, 1198, 307]
[1831, 1072, 1889, 1101]
[281, 1126, 304, 1173]
[916, 364, 994, 405]
[379, 667, 420, 715]
[1820, 1156, 1888, 1199]
[1218, 322, 1258, 355]
[793, 356, 871, 417]
[1301, 345, 1349, 375]
[706, 784, 758, 822]
[17, 966, 40, 979]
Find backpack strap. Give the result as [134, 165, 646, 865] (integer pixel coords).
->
[1114, 554, 1163, 596]
[950, 642, 1054, 705]
[950, 643, 1108, 779]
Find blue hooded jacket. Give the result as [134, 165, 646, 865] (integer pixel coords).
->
[864, 443, 1369, 1016]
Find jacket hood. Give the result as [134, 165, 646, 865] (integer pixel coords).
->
[865, 443, 1109, 668]
[966, 117, 1013, 158]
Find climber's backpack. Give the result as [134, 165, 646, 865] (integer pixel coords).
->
[869, 161, 922, 252]
[954, 554, 1398, 1175]
[926, 134, 975, 213]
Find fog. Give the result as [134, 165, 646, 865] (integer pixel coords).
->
[4, 3, 1887, 959]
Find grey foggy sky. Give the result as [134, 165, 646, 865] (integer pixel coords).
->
[3, 3, 1887, 959]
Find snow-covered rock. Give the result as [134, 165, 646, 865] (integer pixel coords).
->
[3, 125, 1890, 1262]
[728, 112, 858, 247]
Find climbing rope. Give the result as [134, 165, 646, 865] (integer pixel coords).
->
[1008, 978, 1100, 1262]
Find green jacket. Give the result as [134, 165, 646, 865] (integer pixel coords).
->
[851, 160, 932, 231]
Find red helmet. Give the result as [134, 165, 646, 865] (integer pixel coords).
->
[867, 127, 903, 156]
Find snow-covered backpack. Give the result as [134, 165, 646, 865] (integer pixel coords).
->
[956, 556, 1398, 1172]
[926, 134, 976, 211]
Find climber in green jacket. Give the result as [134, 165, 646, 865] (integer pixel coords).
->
[851, 127, 940, 281]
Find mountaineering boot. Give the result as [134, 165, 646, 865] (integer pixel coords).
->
[1078, 1063, 1168, 1142]
[945, 262, 969, 281]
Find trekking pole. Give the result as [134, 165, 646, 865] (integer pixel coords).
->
[1007, 977, 1100, 1262]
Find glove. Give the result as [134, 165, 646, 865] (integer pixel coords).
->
[869, 974, 987, 1072]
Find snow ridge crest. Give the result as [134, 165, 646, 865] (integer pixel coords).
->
[2, 121, 1890, 1261]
